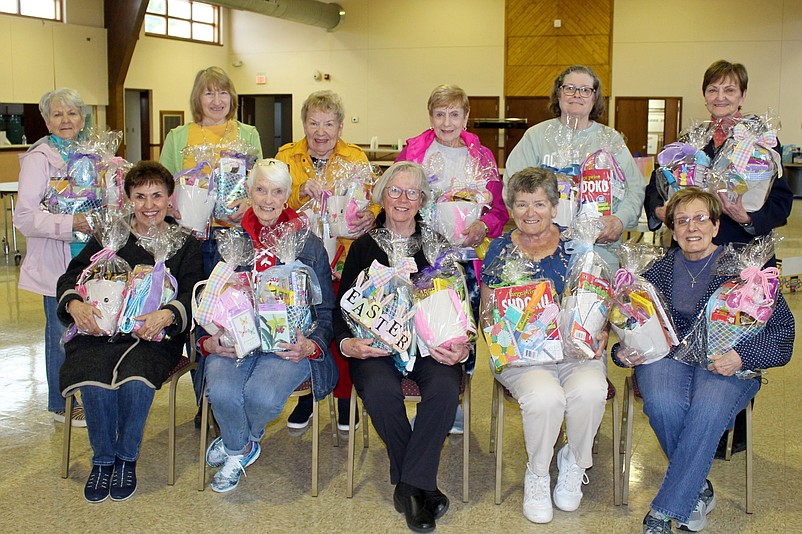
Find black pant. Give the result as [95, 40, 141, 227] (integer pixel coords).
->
[349, 355, 462, 491]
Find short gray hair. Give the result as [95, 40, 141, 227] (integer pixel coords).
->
[504, 167, 559, 209]
[39, 88, 86, 120]
[247, 158, 292, 203]
[372, 161, 431, 208]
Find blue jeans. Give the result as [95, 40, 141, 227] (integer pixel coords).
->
[635, 358, 759, 523]
[44, 296, 67, 412]
[80, 381, 156, 465]
[205, 352, 311, 455]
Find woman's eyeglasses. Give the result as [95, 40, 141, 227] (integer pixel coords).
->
[385, 186, 422, 201]
[560, 84, 596, 98]
[674, 214, 712, 227]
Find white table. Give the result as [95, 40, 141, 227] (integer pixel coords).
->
[0, 181, 20, 265]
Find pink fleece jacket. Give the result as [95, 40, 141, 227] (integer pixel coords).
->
[396, 129, 508, 237]
[14, 139, 75, 297]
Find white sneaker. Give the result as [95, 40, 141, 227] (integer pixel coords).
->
[677, 480, 716, 531]
[553, 445, 589, 512]
[523, 463, 552, 523]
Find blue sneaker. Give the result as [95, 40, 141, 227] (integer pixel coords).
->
[110, 458, 137, 502]
[210, 442, 261, 493]
[643, 511, 674, 534]
[84, 464, 113, 503]
[205, 436, 226, 468]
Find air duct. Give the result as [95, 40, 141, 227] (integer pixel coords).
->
[215, 0, 345, 31]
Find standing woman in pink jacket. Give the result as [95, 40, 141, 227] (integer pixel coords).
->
[14, 88, 91, 427]
[396, 84, 509, 433]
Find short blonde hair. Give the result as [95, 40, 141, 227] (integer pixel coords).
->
[427, 84, 469, 116]
[190, 67, 238, 124]
[301, 90, 345, 125]
[372, 161, 431, 208]
[247, 159, 292, 203]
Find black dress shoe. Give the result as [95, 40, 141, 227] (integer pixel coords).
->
[422, 488, 450, 520]
[393, 485, 436, 533]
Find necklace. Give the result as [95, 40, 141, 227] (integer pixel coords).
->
[200, 120, 232, 148]
[680, 250, 716, 288]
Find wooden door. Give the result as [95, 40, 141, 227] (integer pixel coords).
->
[663, 98, 682, 146]
[504, 97, 552, 165]
[615, 98, 649, 156]
[467, 96, 501, 164]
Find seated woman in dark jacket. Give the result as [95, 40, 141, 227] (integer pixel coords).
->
[615, 188, 794, 534]
[334, 161, 468, 533]
[58, 161, 205, 503]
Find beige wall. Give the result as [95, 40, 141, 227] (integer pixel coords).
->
[226, 0, 505, 147]
[612, 0, 802, 146]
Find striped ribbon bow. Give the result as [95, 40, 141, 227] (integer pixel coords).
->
[729, 123, 780, 176]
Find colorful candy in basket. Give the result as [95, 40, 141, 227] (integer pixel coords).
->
[420, 152, 495, 247]
[559, 216, 612, 360]
[213, 140, 260, 225]
[63, 207, 133, 340]
[540, 117, 591, 226]
[672, 234, 780, 378]
[411, 228, 476, 353]
[481, 248, 563, 372]
[194, 228, 258, 358]
[710, 112, 782, 212]
[340, 228, 419, 374]
[655, 121, 713, 201]
[174, 158, 215, 239]
[117, 224, 185, 341]
[321, 159, 375, 238]
[578, 127, 628, 217]
[255, 218, 322, 352]
[42, 128, 125, 219]
[609, 243, 678, 363]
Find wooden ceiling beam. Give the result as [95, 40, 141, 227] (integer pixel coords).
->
[104, 0, 148, 132]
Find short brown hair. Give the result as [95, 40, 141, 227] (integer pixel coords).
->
[549, 65, 605, 120]
[125, 160, 175, 197]
[702, 60, 748, 94]
[664, 187, 722, 230]
[190, 67, 238, 124]
[301, 90, 345, 125]
[427, 84, 470, 116]
[504, 167, 559, 209]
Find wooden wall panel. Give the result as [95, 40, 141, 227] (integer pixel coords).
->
[505, 0, 613, 101]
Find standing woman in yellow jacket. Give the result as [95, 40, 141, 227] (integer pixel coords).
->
[276, 90, 376, 431]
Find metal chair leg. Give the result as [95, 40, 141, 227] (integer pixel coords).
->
[311, 397, 319, 497]
[61, 393, 75, 479]
[489, 377, 498, 454]
[494, 379, 504, 505]
[745, 401, 753, 514]
[346, 385, 357, 498]
[621, 375, 635, 506]
[462, 376, 471, 503]
[198, 393, 210, 491]
[612, 392, 622, 506]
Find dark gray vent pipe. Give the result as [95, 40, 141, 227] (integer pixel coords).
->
[215, 0, 345, 31]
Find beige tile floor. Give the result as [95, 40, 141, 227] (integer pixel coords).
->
[0, 206, 800, 533]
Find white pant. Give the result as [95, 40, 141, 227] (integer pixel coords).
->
[493, 358, 608, 476]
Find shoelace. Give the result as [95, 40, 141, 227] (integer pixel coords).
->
[113, 461, 135, 487]
[562, 464, 590, 492]
[524, 464, 550, 500]
[88, 466, 111, 489]
[643, 514, 672, 534]
[219, 454, 248, 480]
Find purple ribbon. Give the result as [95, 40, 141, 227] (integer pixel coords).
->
[614, 268, 635, 292]
[657, 142, 697, 166]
